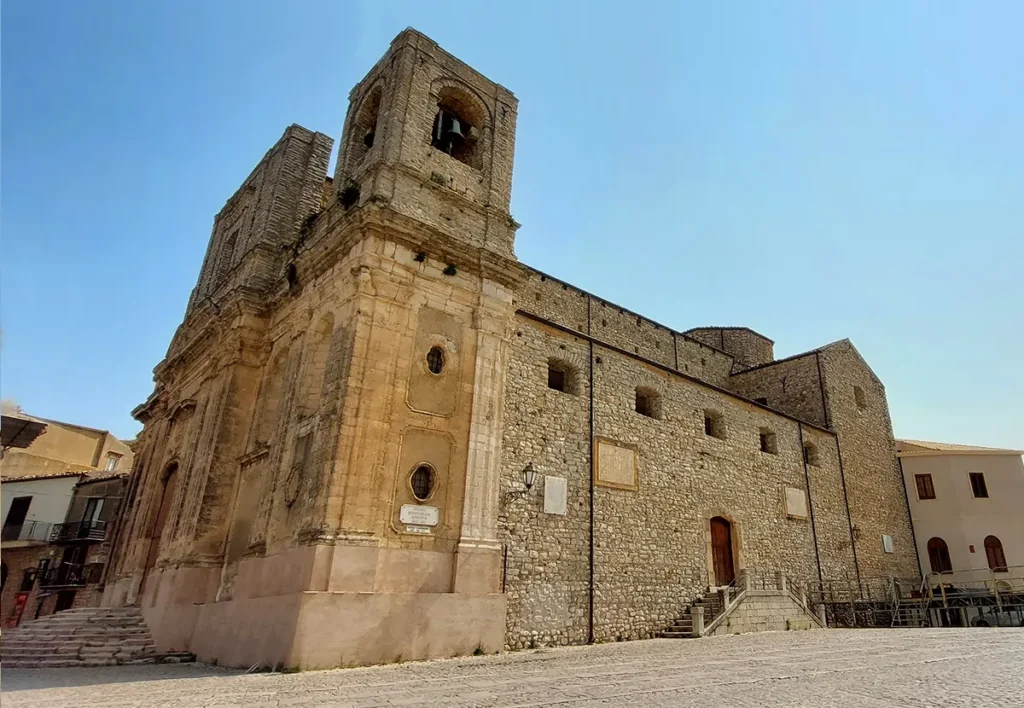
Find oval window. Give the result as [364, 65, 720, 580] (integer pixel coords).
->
[411, 465, 434, 501]
[426, 346, 445, 375]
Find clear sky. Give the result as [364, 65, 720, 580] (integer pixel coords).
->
[2, 1, 1021, 448]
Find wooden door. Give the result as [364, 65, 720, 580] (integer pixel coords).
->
[711, 516, 735, 586]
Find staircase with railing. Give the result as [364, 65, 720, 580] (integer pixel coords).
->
[660, 570, 823, 638]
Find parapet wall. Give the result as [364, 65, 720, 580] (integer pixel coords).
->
[516, 268, 736, 386]
[687, 327, 774, 370]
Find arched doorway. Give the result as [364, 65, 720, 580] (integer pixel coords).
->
[927, 537, 952, 574]
[710, 516, 735, 586]
[141, 463, 179, 598]
[984, 536, 1007, 572]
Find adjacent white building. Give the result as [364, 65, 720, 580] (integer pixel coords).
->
[897, 439, 1023, 578]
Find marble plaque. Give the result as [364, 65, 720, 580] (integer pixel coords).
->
[544, 475, 567, 515]
[400, 504, 439, 527]
[595, 438, 638, 491]
[784, 487, 808, 519]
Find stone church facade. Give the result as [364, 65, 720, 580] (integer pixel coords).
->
[104, 29, 920, 668]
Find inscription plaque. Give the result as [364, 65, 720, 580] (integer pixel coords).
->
[400, 504, 439, 526]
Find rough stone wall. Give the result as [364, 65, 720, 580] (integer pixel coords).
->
[818, 341, 919, 581]
[514, 268, 735, 387]
[499, 317, 848, 648]
[686, 327, 774, 371]
[726, 353, 828, 428]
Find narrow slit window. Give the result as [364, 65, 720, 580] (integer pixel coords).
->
[803, 442, 819, 466]
[703, 411, 724, 439]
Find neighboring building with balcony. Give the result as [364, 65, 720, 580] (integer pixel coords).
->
[36, 474, 129, 615]
[1, 473, 129, 625]
[1, 472, 87, 626]
[1, 408, 135, 626]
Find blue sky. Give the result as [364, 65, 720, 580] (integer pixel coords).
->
[2, 1, 1021, 447]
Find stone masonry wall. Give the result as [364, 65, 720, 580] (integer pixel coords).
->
[499, 317, 851, 649]
[686, 328, 774, 371]
[726, 353, 828, 428]
[515, 268, 735, 387]
[818, 341, 920, 581]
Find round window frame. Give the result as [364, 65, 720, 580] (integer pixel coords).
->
[425, 346, 446, 376]
[408, 463, 437, 503]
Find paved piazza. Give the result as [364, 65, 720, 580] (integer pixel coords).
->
[2, 629, 1022, 707]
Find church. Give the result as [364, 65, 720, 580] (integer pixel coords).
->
[104, 29, 920, 668]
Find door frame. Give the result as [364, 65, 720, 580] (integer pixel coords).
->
[704, 511, 744, 588]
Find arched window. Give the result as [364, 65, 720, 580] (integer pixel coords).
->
[430, 86, 484, 169]
[298, 314, 334, 418]
[350, 86, 382, 165]
[257, 348, 290, 443]
[984, 535, 1007, 572]
[927, 537, 952, 574]
[215, 230, 238, 288]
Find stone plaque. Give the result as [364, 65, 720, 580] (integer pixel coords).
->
[404, 525, 431, 535]
[784, 487, 808, 519]
[595, 438, 638, 491]
[400, 504, 439, 527]
[543, 475, 567, 515]
[882, 535, 894, 553]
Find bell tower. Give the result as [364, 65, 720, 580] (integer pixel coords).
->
[334, 28, 519, 257]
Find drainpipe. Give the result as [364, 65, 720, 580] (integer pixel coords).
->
[798, 422, 824, 592]
[814, 351, 861, 595]
[834, 438, 863, 595]
[587, 300, 596, 645]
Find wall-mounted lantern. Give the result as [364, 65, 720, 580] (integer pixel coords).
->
[503, 462, 537, 506]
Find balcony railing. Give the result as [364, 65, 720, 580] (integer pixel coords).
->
[40, 563, 87, 587]
[1, 520, 54, 543]
[49, 520, 108, 543]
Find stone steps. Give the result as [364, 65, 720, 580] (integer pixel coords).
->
[1, 607, 193, 668]
[659, 591, 729, 639]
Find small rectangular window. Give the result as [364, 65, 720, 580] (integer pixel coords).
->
[969, 472, 988, 498]
[703, 411, 724, 439]
[105, 453, 122, 471]
[759, 430, 777, 454]
[547, 366, 566, 392]
[754, 397, 768, 406]
[915, 474, 935, 500]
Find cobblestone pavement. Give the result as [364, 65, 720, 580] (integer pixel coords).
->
[3, 629, 1022, 707]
